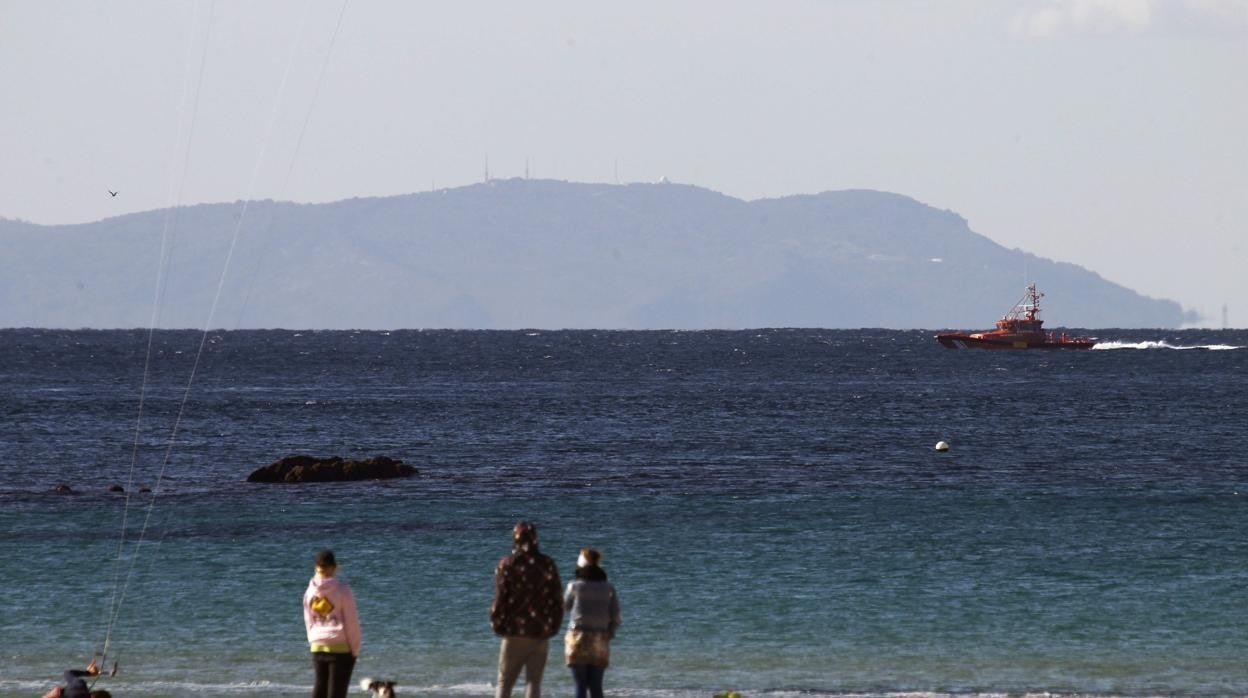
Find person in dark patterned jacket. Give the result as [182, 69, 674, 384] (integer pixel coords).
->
[491, 520, 564, 698]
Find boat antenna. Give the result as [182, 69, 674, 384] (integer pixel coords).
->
[1025, 282, 1042, 321]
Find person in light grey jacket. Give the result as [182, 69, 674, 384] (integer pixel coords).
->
[562, 548, 621, 698]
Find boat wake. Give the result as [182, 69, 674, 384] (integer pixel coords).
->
[1092, 340, 1244, 351]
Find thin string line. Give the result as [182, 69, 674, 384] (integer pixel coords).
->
[101, 0, 214, 665]
[100, 0, 315, 667]
[237, 0, 350, 328]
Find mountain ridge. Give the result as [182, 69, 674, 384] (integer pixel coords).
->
[0, 179, 1193, 329]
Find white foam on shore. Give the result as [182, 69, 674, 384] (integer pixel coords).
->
[0, 679, 1187, 698]
[137, 680, 306, 694]
[0, 679, 304, 695]
[421, 682, 502, 694]
[755, 694, 1175, 698]
[1092, 340, 1243, 351]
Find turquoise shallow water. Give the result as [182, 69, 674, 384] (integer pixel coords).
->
[6, 489, 1246, 697]
[2, 329, 1247, 697]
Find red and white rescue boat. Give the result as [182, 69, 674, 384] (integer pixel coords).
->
[936, 284, 1095, 350]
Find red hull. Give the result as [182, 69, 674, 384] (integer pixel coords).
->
[936, 333, 1095, 350]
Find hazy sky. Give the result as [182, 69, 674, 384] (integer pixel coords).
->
[2, 0, 1245, 326]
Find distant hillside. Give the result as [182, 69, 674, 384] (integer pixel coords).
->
[0, 179, 1192, 329]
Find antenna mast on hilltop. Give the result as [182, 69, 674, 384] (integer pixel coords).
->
[484, 155, 490, 182]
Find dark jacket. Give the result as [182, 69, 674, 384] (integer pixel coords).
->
[491, 540, 563, 638]
[62, 669, 92, 698]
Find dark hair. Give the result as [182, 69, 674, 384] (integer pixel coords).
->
[315, 549, 337, 568]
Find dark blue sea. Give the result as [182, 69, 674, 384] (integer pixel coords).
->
[2, 328, 1246, 698]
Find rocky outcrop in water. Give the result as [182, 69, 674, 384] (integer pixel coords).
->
[246, 455, 418, 483]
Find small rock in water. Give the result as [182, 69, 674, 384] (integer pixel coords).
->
[934, 440, 950, 452]
[247, 454, 418, 483]
[53, 483, 75, 494]
[108, 484, 125, 493]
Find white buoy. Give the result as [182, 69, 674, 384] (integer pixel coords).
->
[934, 441, 950, 452]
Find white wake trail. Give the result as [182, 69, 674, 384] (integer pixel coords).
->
[1092, 340, 1243, 351]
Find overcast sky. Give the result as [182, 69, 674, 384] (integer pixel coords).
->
[2, 0, 1245, 326]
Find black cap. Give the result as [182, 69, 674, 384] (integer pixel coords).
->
[314, 549, 337, 568]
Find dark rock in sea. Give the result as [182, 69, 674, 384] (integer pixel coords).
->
[53, 483, 75, 494]
[108, 484, 125, 493]
[139, 486, 152, 493]
[247, 455, 418, 483]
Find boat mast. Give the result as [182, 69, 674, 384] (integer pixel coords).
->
[1024, 283, 1043, 322]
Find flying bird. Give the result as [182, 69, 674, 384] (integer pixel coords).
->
[108, 190, 118, 197]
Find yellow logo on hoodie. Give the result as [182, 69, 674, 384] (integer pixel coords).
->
[310, 595, 335, 617]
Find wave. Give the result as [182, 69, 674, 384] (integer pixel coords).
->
[0, 679, 307, 695]
[1092, 340, 1243, 351]
[0, 683, 1182, 698]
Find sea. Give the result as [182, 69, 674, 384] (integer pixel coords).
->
[1, 328, 1246, 698]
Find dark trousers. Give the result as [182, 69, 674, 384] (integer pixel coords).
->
[311, 651, 356, 698]
[570, 664, 605, 698]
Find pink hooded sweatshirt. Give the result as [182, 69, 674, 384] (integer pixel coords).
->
[303, 573, 362, 656]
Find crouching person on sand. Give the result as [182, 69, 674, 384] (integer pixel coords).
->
[491, 521, 564, 698]
[563, 548, 621, 698]
[303, 549, 362, 698]
[41, 659, 111, 698]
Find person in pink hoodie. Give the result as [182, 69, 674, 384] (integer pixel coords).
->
[303, 549, 362, 698]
